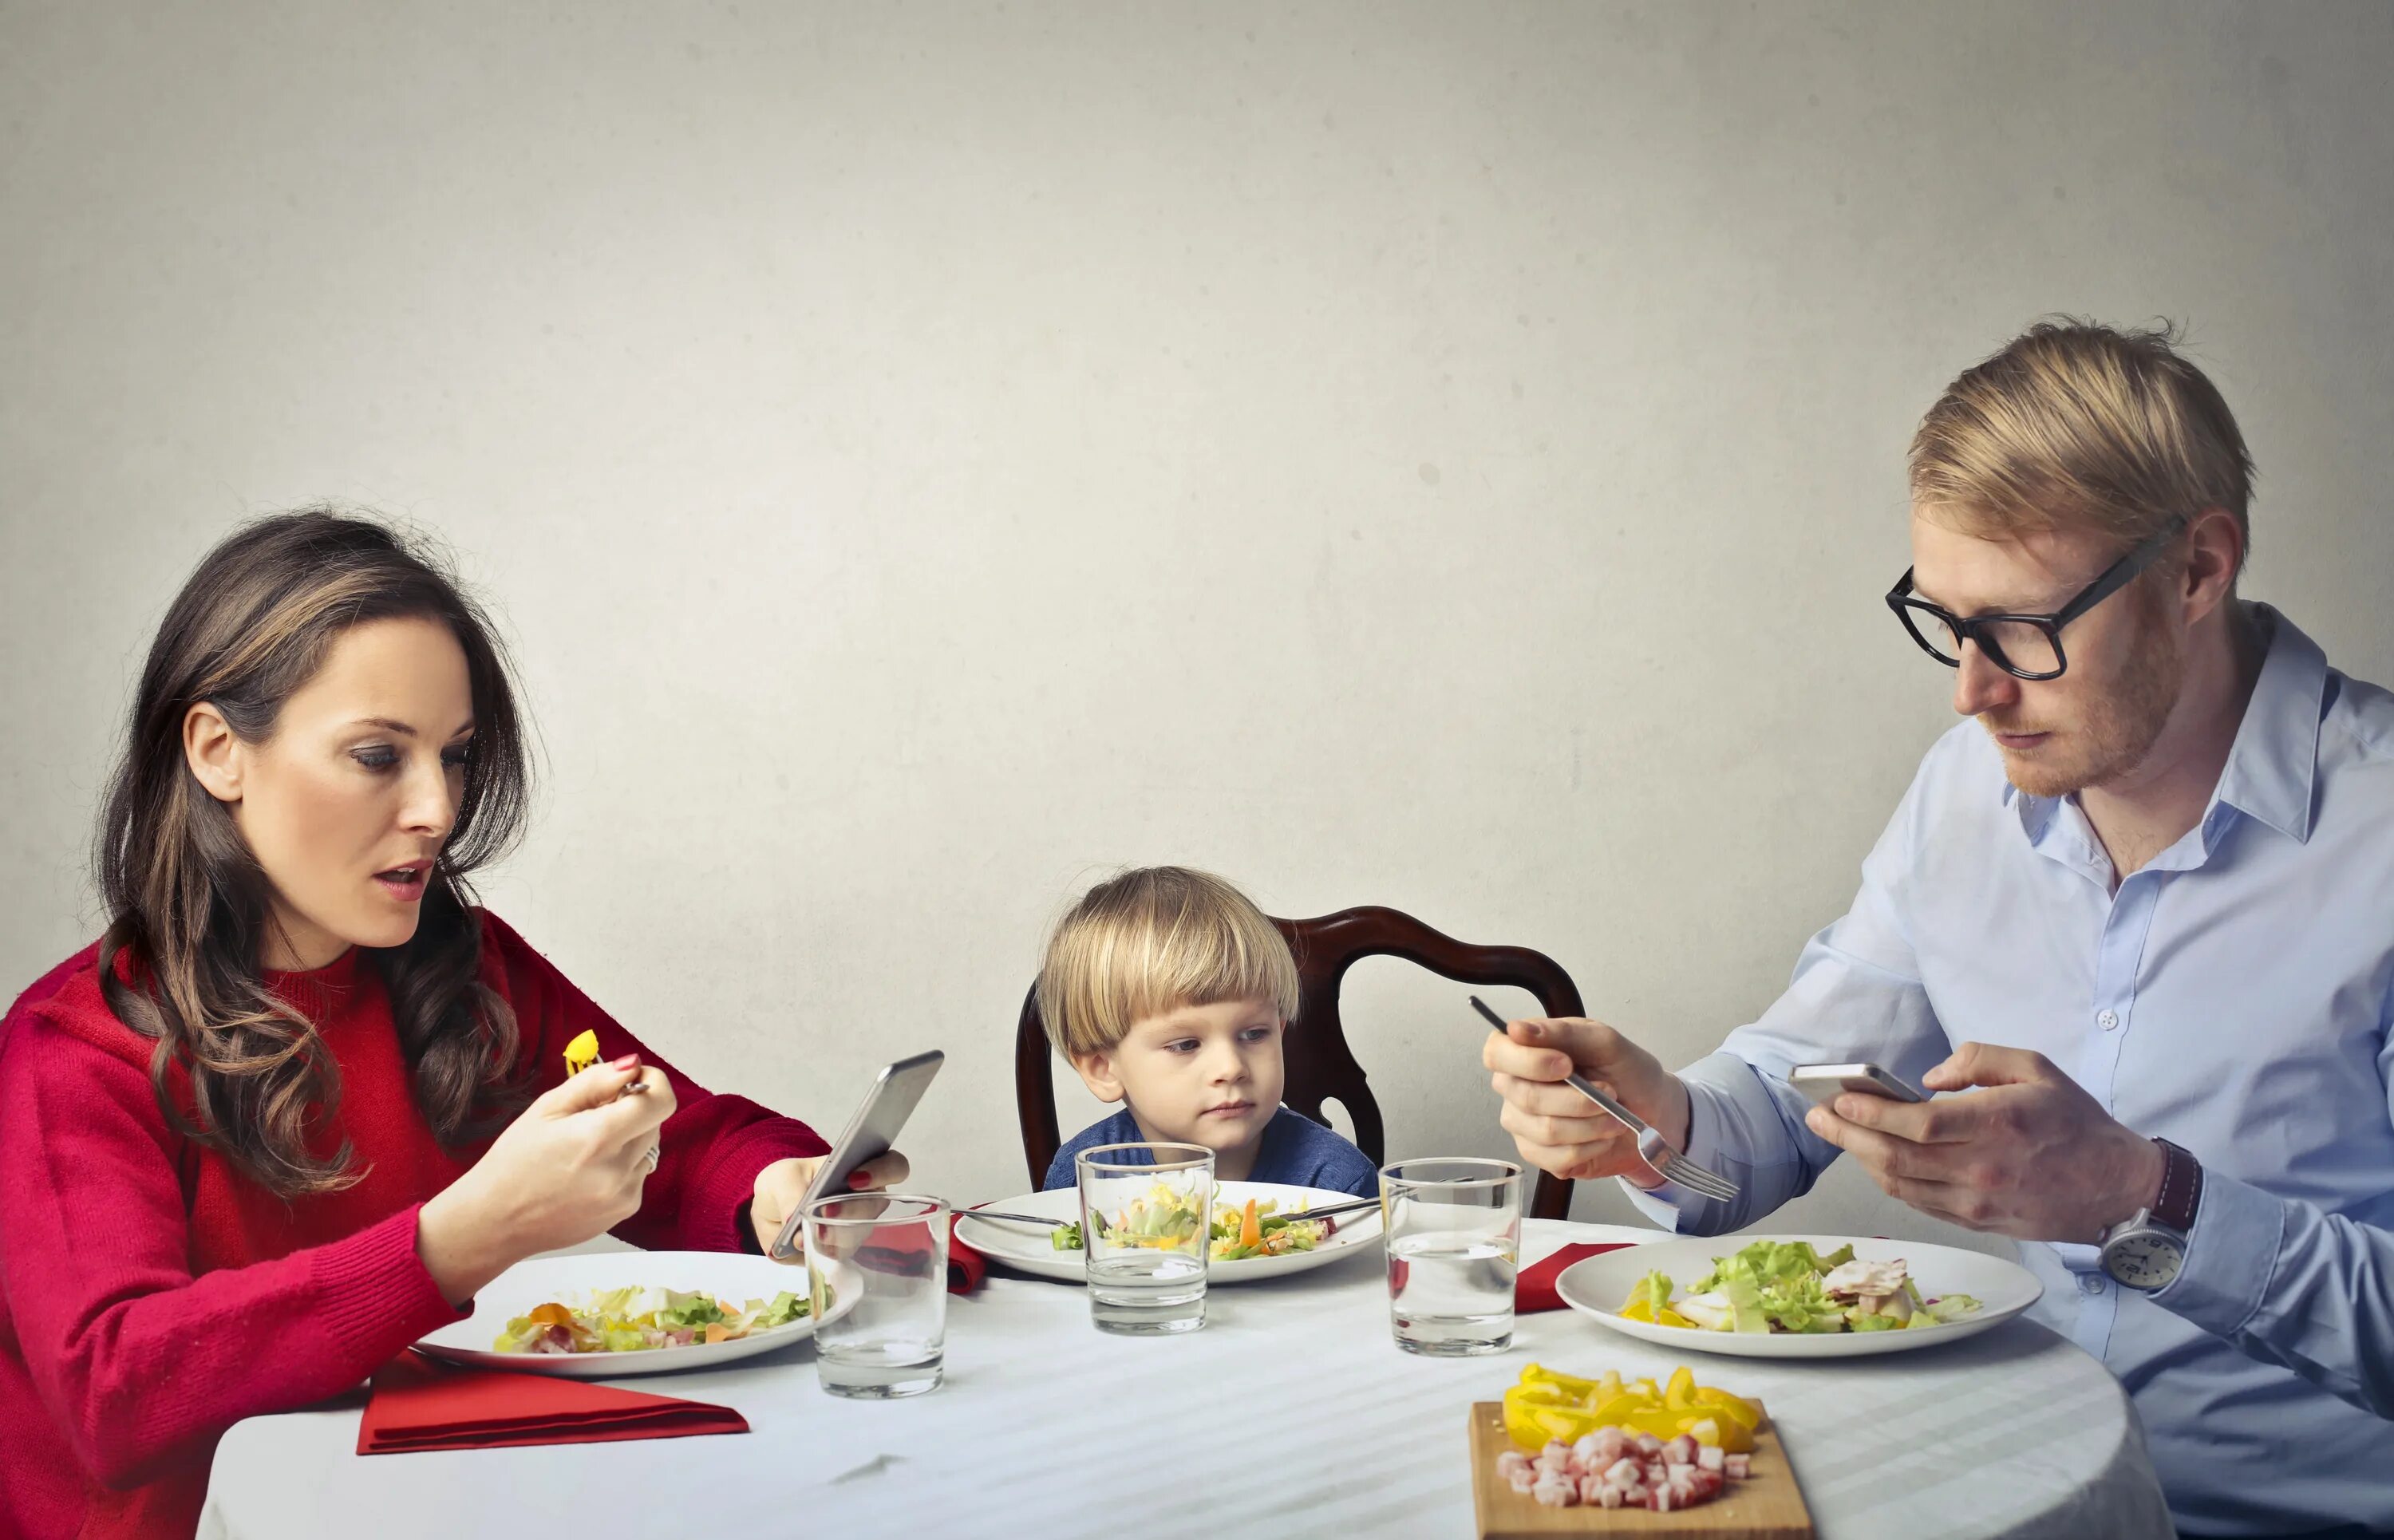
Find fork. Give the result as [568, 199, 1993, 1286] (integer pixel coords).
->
[967, 1194, 1381, 1229]
[1468, 995, 1740, 1203]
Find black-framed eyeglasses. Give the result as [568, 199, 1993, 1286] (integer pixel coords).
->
[1885, 514, 2187, 681]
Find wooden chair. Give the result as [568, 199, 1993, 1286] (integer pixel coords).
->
[1013, 904, 1585, 1221]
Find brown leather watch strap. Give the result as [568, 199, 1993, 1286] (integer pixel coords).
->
[2150, 1137, 2203, 1234]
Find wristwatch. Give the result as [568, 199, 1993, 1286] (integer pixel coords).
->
[2099, 1137, 2202, 1291]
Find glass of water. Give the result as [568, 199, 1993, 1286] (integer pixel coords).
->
[1076, 1142, 1214, 1336]
[1381, 1157, 1522, 1356]
[803, 1192, 950, 1398]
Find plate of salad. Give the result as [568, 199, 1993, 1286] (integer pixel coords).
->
[415, 1251, 862, 1377]
[954, 1181, 1383, 1284]
[1554, 1235, 2042, 1359]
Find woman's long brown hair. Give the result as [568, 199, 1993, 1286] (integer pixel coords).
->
[93, 510, 535, 1197]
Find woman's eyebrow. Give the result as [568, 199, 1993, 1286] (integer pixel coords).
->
[344, 717, 477, 737]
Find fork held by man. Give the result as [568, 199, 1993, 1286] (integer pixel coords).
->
[1468, 996, 1740, 1203]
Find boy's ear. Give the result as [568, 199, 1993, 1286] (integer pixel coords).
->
[1067, 1048, 1125, 1104]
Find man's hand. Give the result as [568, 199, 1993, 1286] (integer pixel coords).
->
[1483, 1017, 1693, 1188]
[1803, 1042, 2164, 1243]
[748, 1151, 912, 1262]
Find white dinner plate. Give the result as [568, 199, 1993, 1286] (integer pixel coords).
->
[416, 1250, 859, 1377]
[955, 1182, 1383, 1284]
[1555, 1234, 2043, 1359]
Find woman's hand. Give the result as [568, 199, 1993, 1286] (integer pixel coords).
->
[415, 1054, 677, 1305]
[749, 1150, 912, 1262]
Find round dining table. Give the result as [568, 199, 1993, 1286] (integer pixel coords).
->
[200, 1220, 2175, 1540]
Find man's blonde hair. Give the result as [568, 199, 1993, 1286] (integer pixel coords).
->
[1909, 318, 2254, 575]
[1037, 867, 1302, 1059]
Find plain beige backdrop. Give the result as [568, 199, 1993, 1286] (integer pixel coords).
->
[4, 2, 2389, 1249]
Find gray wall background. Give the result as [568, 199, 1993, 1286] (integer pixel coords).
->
[5, 2, 2389, 1246]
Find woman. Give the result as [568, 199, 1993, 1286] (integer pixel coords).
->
[0, 511, 903, 1540]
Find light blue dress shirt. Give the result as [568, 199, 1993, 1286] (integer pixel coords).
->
[1624, 605, 2394, 1536]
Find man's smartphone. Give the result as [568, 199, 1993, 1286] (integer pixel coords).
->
[1788, 1062, 1926, 1107]
[768, 1049, 943, 1260]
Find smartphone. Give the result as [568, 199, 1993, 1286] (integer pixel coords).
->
[1788, 1062, 1926, 1107]
[768, 1049, 943, 1260]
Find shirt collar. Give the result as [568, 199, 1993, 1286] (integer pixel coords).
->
[2210, 602, 2326, 843]
[2001, 602, 2327, 846]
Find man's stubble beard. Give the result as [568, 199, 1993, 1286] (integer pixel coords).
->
[1989, 591, 2186, 800]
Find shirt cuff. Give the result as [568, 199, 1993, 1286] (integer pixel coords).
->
[310, 1204, 471, 1364]
[2150, 1164, 2283, 1338]
[1614, 1076, 1737, 1234]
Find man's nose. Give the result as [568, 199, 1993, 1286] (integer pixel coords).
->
[1952, 639, 2019, 718]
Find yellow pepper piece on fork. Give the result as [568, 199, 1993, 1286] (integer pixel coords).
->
[563, 1029, 600, 1076]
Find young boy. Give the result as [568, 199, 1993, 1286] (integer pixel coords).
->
[1037, 867, 1381, 1198]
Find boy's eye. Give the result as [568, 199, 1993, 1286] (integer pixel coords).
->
[1238, 1026, 1274, 1044]
[1164, 1040, 1200, 1055]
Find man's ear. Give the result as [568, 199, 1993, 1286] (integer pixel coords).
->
[2177, 506, 2244, 626]
[1068, 1047, 1126, 1104]
[184, 703, 245, 804]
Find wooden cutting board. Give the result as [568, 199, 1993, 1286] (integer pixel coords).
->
[1468, 1402, 1813, 1539]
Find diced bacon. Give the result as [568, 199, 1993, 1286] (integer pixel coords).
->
[1622, 1482, 1649, 1507]
[1683, 1467, 1725, 1501]
[1634, 1432, 1665, 1456]
[1531, 1474, 1577, 1508]
[1495, 1451, 1530, 1482]
[1697, 1444, 1726, 1472]
[1653, 1484, 1677, 1513]
[1604, 1458, 1643, 1487]
[1595, 1483, 1625, 1510]
[1724, 1453, 1752, 1479]
[1664, 1434, 1699, 1466]
[1506, 1467, 1535, 1496]
[1590, 1427, 1629, 1463]
[1541, 1439, 1571, 1463]
[1578, 1475, 1608, 1506]
[1570, 1432, 1606, 1467]
[1645, 1461, 1669, 1487]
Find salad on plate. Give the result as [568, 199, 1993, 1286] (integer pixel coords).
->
[1049, 1186, 1329, 1262]
[1625, 1240, 1982, 1335]
[491, 1285, 816, 1356]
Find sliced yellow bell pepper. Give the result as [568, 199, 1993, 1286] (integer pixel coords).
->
[1503, 1362, 1760, 1451]
[562, 1028, 601, 1076]
[1518, 1363, 1602, 1399]
[1692, 1385, 1762, 1429]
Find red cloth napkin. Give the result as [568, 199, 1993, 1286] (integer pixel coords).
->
[945, 1213, 989, 1294]
[357, 1352, 749, 1455]
[1516, 1242, 1637, 1313]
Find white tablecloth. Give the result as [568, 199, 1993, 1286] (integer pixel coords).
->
[201, 1222, 2173, 1540]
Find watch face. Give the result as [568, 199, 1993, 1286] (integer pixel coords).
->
[2106, 1231, 2186, 1290]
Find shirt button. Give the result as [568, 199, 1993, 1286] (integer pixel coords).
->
[2081, 1275, 2108, 1296]
[2096, 1009, 2119, 1031]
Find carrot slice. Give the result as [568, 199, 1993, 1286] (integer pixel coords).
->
[1239, 1198, 1262, 1250]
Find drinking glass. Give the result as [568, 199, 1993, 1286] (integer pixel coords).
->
[1076, 1143, 1214, 1336]
[1381, 1157, 1521, 1355]
[803, 1193, 949, 1398]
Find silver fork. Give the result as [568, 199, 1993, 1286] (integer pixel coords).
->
[1468, 995, 1741, 1203]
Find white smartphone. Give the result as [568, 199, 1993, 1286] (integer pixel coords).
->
[768, 1048, 943, 1260]
[1788, 1062, 1926, 1107]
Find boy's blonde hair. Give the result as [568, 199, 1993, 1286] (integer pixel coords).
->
[1037, 867, 1302, 1059]
[1908, 318, 2254, 575]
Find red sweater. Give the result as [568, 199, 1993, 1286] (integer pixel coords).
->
[0, 912, 828, 1540]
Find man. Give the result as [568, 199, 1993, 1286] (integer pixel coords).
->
[1486, 320, 2393, 1538]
